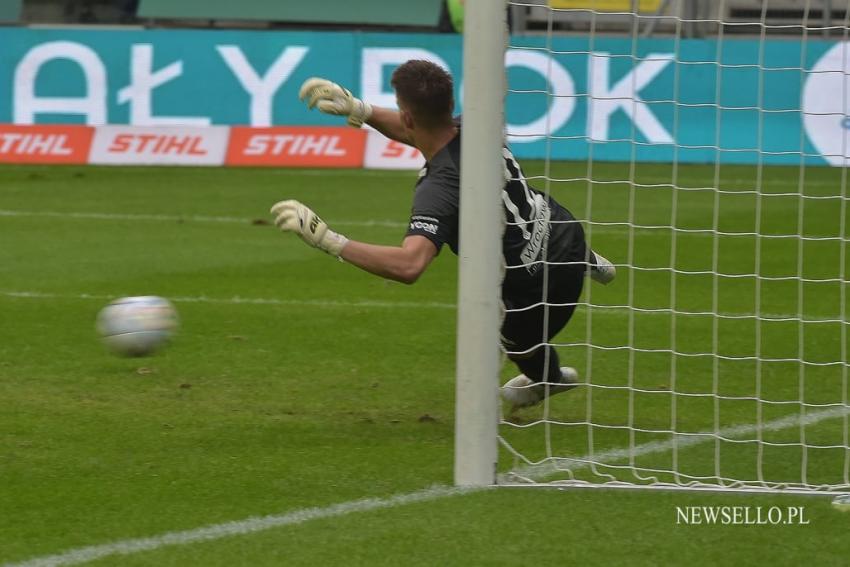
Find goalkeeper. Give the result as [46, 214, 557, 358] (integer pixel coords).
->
[272, 60, 615, 410]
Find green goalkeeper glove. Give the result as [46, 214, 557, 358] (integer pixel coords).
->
[299, 77, 373, 128]
[270, 200, 349, 257]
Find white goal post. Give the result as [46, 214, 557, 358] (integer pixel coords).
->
[455, 0, 850, 496]
[454, 0, 508, 487]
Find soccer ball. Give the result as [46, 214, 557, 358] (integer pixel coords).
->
[96, 296, 178, 357]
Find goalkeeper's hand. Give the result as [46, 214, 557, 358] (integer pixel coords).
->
[270, 200, 349, 257]
[299, 77, 373, 128]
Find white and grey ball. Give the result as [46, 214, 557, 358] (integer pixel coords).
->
[97, 296, 178, 357]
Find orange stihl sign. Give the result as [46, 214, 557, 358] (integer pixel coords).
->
[0, 125, 93, 164]
[0, 125, 413, 169]
[226, 127, 366, 167]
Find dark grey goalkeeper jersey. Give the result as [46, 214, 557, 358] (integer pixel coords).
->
[405, 128, 586, 294]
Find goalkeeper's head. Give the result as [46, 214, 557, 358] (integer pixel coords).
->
[391, 60, 455, 133]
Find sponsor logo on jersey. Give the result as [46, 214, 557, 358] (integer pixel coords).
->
[409, 215, 439, 235]
[502, 147, 553, 276]
[0, 125, 93, 164]
[227, 127, 366, 167]
[519, 195, 551, 275]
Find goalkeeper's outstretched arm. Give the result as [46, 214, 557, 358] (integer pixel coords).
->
[299, 77, 413, 146]
[271, 200, 436, 284]
[365, 106, 412, 147]
[340, 236, 436, 284]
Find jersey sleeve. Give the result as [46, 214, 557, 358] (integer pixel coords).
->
[406, 180, 458, 253]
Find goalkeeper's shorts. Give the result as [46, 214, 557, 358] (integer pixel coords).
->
[500, 262, 585, 353]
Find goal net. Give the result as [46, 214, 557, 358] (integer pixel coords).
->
[493, 0, 850, 494]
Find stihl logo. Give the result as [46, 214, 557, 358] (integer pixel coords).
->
[226, 127, 365, 167]
[0, 133, 73, 155]
[0, 126, 92, 164]
[107, 134, 208, 155]
[381, 141, 421, 159]
[244, 134, 347, 157]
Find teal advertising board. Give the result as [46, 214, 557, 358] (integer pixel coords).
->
[0, 28, 846, 165]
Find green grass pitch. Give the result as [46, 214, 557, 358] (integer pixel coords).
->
[1, 162, 849, 565]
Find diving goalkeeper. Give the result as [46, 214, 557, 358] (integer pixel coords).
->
[271, 60, 615, 409]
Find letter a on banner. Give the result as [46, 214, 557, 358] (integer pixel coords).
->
[14, 41, 107, 124]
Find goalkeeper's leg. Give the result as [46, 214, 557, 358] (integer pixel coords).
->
[509, 344, 564, 384]
[502, 348, 579, 410]
[500, 264, 584, 409]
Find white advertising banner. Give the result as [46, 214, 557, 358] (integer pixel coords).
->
[89, 126, 229, 166]
[363, 129, 425, 170]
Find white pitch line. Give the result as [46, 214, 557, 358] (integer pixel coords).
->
[0, 290, 456, 311]
[255, 168, 416, 178]
[2, 209, 845, 242]
[0, 209, 406, 229]
[2, 485, 481, 567]
[0, 165, 413, 178]
[5, 406, 847, 567]
[2, 290, 837, 323]
[261, 171, 840, 190]
[0, 163, 841, 187]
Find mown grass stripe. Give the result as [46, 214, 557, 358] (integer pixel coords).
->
[6, 407, 846, 567]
